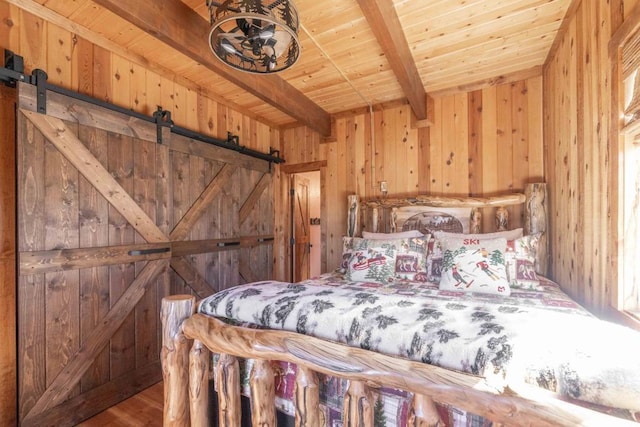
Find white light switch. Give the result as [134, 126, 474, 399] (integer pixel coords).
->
[380, 181, 387, 192]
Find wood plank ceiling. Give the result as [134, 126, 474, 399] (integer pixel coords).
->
[18, 0, 572, 135]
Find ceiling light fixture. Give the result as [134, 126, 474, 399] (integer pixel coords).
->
[207, 0, 300, 74]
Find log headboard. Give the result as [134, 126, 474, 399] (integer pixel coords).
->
[346, 182, 548, 275]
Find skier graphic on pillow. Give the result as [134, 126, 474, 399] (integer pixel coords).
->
[476, 259, 500, 280]
[451, 264, 474, 288]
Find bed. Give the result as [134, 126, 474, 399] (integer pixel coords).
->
[160, 183, 640, 426]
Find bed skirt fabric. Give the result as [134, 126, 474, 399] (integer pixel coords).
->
[199, 273, 640, 424]
[218, 356, 494, 426]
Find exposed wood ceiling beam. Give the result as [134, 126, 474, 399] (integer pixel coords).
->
[91, 0, 332, 136]
[356, 0, 432, 121]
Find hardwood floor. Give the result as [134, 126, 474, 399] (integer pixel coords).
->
[76, 382, 164, 427]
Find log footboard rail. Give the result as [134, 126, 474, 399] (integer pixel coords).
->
[160, 295, 637, 427]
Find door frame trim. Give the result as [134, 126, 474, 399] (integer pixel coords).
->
[279, 161, 327, 282]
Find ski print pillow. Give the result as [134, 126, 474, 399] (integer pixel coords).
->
[439, 236, 511, 295]
[428, 229, 523, 283]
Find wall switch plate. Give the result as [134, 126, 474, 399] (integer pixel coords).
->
[380, 181, 387, 192]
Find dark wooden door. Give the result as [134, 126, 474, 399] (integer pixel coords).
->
[293, 174, 310, 282]
[0, 83, 17, 426]
[16, 83, 273, 426]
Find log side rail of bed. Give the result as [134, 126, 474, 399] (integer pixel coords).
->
[161, 295, 638, 427]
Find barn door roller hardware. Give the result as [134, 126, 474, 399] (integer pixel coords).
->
[152, 107, 173, 145]
[1, 49, 285, 166]
[1, 50, 48, 113]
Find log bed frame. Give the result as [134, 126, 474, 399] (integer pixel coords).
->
[160, 183, 637, 426]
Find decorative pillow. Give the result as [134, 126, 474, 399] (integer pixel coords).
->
[439, 236, 511, 295]
[427, 229, 524, 283]
[505, 233, 541, 289]
[426, 238, 444, 282]
[392, 236, 430, 281]
[347, 245, 397, 283]
[339, 237, 355, 273]
[338, 237, 370, 273]
[343, 236, 430, 281]
[362, 230, 424, 240]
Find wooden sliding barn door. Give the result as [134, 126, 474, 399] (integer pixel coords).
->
[16, 83, 273, 426]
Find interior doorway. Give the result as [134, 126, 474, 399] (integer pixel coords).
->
[291, 171, 321, 281]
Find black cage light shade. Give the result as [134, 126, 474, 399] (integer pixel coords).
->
[207, 0, 300, 74]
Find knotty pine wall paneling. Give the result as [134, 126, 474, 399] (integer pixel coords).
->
[0, 3, 277, 150]
[543, 0, 624, 314]
[279, 77, 544, 274]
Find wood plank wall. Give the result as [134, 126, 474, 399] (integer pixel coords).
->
[277, 78, 544, 278]
[543, 0, 632, 315]
[0, 1, 278, 153]
[0, 83, 17, 426]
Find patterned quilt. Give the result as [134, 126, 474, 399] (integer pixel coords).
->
[199, 273, 640, 424]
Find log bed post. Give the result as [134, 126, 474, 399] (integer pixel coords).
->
[408, 393, 443, 427]
[372, 206, 379, 233]
[294, 366, 321, 426]
[216, 354, 242, 427]
[342, 380, 374, 426]
[390, 207, 398, 232]
[161, 294, 196, 426]
[347, 195, 359, 237]
[189, 339, 210, 425]
[250, 359, 277, 426]
[495, 206, 509, 231]
[470, 208, 482, 233]
[525, 182, 549, 276]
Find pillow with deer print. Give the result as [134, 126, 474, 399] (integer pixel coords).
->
[439, 236, 511, 296]
[504, 233, 541, 290]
